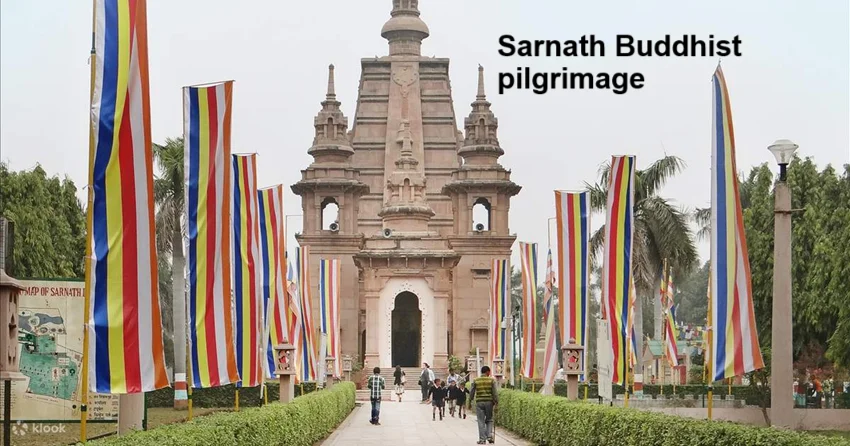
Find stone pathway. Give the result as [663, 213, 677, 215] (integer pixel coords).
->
[322, 400, 531, 446]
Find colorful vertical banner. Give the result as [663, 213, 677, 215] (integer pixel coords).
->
[664, 272, 680, 367]
[88, 0, 169, 394]
[541, 249, 559, 388]
[518, 243, 538, 378]
[258, 185, 288, 379]
[232, 154, 262, 388]
[603, 155, 636, 386]
[319, 259, 342, 378]
[710, 67, 764, 381]
[555, 191, 590, 379]
[284, 254, 305, 383]
[489, 259, 509, 364]
[627, 279, 638, 368]
[184, 81, 239, 389]
[296, 246, 319, 382]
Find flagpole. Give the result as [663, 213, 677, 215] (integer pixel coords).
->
[80, 0, 97, 441]
[706, 265, 714, 420]
[660, 258, 667, 396]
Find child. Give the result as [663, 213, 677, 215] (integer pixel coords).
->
[447, 380, 463, 417]
[455, 381, 469, 419]
[428, 378, 448, 420]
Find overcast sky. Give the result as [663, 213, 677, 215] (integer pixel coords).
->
[1, 0, 848, 271]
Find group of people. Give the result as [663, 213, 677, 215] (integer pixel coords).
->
[367, 363, 500, 444]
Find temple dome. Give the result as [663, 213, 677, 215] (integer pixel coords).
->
[381, 15, 430, 39]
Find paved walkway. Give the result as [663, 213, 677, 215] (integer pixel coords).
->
[322, 399, 530, 446]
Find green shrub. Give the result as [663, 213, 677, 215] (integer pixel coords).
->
[146, 381, 319, 408]
[515, 381, 770, 406]
[495, 389, 850, 446]
[92, 382, 355, 446]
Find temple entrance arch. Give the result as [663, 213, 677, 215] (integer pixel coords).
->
[391, 292, 421, 366]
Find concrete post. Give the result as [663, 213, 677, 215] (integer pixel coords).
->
[771, 180, 793, 428]
[562, 343, 585, 401]
[117, 393, 144, 434]
[275, 343, 296, 403]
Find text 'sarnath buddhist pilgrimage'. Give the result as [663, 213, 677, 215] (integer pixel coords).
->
[291, 0, 521, 370]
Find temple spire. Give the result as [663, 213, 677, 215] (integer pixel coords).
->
[477, 65, 486, 101]
[381, 0, 430, 56]
[326, 64, 336, 101]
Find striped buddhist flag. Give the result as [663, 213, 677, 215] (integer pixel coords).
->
[284, 254, 304, 383]
[296, 246, 319, 382]
[603, 155, 636, 386]
[555, 191, 590, 379]
[627, 278, 638, 368]
[88, 0, 169, 394]
[489, 259, 509, 364]
[258, 185, 288, 379]
[710, 67, 764, 381]
[519, 243, 538, 378]
[232, 154, 262, 388]
[185, 81, 238, 389]
[664, 272, 680, 367]
[541, 249, 559, 388]
[319, 259, 342, 378]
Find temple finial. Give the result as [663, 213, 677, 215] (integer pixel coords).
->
[327, 64, 336, 100]
[477, 65, 486, 100]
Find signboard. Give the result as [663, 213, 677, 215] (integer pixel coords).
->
[0, 280, 119, 421]
[596, 318, 613, 400]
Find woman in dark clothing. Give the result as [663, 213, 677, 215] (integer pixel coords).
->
[393, 365, 406, 402]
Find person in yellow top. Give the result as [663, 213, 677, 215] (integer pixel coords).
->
[469, 366, 499, 445]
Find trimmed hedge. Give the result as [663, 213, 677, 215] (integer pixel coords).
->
[514, 382, 770, 406]
[92, 382, 355, 446]
[495, 389, 850, 446]
[146, 381, 318, 408]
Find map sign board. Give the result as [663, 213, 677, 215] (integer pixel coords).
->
[0, 280, 119, 421]
[596, 318, 613, 400]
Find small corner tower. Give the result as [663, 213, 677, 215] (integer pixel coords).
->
[443, 66, 521, 236]
[292, 65, 369, 237]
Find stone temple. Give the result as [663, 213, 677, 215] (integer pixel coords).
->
[292, 0, 520, 370]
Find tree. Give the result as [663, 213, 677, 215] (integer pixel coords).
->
[738, 159, 850, 370]
[585, 155, 699, 363]
[152, 137, 186, 407]
[0, 163, 85, 279]
[672, 261, 709, 325]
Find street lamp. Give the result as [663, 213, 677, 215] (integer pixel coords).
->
[769, 139, 796, 428]
[768, 139, 798, 182]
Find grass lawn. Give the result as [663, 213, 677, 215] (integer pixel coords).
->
[7, 407, 224, 446]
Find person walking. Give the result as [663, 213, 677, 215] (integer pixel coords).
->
[428, 378, 448, 420]
[470, 365, 499, 444]
[367, 367, 385, 425]
[419, 363, 434, 403]
[393, 365, 406, 402]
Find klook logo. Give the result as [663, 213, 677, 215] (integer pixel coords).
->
[11, 421, 66, 435]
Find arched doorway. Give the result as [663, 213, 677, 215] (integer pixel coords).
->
[392, 291, 421, 367]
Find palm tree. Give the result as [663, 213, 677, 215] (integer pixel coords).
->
[585, 155, 698, 362]
[153, 137, 185, 409]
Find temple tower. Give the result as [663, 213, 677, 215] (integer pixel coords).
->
[293, 1, 520, 371]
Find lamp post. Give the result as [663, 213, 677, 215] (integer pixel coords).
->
[768, 139, 797, 429]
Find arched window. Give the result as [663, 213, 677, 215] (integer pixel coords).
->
[321, 197, 339, 230]
[472, 197, 491, 231]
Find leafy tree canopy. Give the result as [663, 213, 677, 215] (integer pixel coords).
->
[0, 162, 85, 279]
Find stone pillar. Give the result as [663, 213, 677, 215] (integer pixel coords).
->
[364, 295, 380, 369]
[117, 393, 144, 434]
[434, 295, 448, 367]
[562, 343, 585, 401]
[771, 180, 793, 428]
[274, 343, 296, 403]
